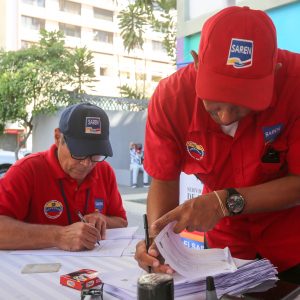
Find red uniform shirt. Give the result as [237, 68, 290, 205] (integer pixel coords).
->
[144, 49, 300, 272]
[0, 144, 127, 225]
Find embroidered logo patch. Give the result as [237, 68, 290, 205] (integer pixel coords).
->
[263, 123, 283, 143]
[95, 198, 104, 212]
[44, 200, 63, 219]
[85, 117, 101, 134]
[227, 38, 253, 68]
[186, 141, 205, 161]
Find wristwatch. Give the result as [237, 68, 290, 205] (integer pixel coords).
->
[225, 188, 245, 215]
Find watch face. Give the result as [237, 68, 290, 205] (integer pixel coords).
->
[227, 194, 245, 214]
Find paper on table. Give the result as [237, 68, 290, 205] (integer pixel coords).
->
[10, 227, 139, 257]
[155, 221, 237, 280]
[105, 226, 138, 240]
[122, 239, 142, 256]
[101, 259, 278, 300]
[11, 239, 131, 257]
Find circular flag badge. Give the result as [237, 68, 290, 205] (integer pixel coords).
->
[186, 141, 205, 161]
[44, 200, 63, 219]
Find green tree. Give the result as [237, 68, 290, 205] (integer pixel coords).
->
[117, 0, 176, 99]
[0, 30, 95, 158]
[118, 0, 176, 57]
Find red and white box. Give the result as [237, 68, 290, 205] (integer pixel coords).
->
[60, 269, 101, 290]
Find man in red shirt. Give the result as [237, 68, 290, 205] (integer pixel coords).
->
[135, 6, 300, 283]
[0, 102, 127, 251]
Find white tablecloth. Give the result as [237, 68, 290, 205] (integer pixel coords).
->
[0, 251, 201, 300]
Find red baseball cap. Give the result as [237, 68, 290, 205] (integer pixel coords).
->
[196, 6, 278, 111]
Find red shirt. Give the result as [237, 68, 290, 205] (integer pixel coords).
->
[0, 144, 127, 225]
[144, 49, 300, 272]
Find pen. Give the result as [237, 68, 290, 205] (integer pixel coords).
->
[143, 214, 152, 273]
[77, 211, 100, 246]
[206, 276, 218, 300]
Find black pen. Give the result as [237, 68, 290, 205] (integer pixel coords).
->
[143, 214, 152, 273]
[77, 211, 100, 246]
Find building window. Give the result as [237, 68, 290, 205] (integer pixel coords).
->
[152, 40, 166, 53]
[21, 40, 35, 48]
[135, 73, 146, 81]
[21, 15, 45, 31]
[120, 71, 130, 79]
[93, 7, 113, 22]
[59, 23, 81, 38]
[99, 67, 108, 76]
[59, 0, 81, 15]
[22, 0, 45, 7]
[93, 30, 113, 44]
[151, 75, 162, 83]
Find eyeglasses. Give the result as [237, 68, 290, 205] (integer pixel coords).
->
[81, 286, 104, 300]
[62, 135, 107, 162]
[71, 154, 107, 163]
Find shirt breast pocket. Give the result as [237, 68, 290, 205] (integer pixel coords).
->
[260, 139, 288, 177]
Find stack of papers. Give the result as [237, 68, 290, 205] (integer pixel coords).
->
[102, 259, 277, 299]
[155, 222, 237, 279]
[175, 259, 278, 298]
[101, 222, 278, 299]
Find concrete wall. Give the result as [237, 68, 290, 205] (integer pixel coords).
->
[32, 109, 148, 186]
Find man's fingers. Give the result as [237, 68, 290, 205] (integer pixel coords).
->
[151, 210, 177, 235]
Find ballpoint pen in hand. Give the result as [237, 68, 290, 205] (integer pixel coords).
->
[77, 211, 101, 246]
[143, 214, 152, 273]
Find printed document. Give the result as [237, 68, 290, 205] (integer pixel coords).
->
[10, 227, 139, 257]
[155, 221, 237, 280]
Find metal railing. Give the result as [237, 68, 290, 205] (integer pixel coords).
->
[73, 94, 149, 112]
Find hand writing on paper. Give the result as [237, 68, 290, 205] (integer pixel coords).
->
[83, 212, 107, 240]
[134, 239, 174, 274]
[151, 193, 223, 235]
[56, 222, 100, 251]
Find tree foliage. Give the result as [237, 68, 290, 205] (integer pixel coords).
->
[118, 0, 176, 59]
[117, 0, 176, 99]
[0, 30, 96, 156]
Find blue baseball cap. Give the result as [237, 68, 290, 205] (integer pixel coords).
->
[59, 103, 113, 157]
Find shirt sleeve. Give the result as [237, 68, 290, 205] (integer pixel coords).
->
[0, 162, 33, 220]
[103, 163, 127, 220]
[144, 66, 197, 180]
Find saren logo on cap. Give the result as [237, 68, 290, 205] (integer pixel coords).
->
[85, 117, 101, 134]
[227, 38, 253, 68]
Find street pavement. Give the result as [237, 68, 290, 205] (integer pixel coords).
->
[118, 185, 148, 235]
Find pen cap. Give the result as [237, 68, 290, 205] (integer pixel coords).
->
[206, 276, 218, 300]
[137, 273, 174, 300]
[206, 276, 215, 291]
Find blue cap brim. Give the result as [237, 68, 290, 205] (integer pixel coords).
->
[65, 136, 113, 157]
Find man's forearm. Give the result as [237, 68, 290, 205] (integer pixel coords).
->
[105, 216, 128, 228]
[215, 175, 300, 215]
[0, 215, 62, 250]
[147, 178, 180, 226]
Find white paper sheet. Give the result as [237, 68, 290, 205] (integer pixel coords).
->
[11, 239, 132, 257]
[155, 221, 237, 280]
[10, 227, 139, 257]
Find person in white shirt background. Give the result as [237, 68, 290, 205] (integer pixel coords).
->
[130, 142, 149, 188]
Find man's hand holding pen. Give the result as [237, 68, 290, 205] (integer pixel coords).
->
[135, 214, 174, 274]
[79, 211, 107, 241]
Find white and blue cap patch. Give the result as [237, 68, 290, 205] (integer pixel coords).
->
[227, 38, 253, 68]
[85, 117, 101, 134]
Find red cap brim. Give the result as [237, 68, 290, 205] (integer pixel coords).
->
[196, 64, 275, 111]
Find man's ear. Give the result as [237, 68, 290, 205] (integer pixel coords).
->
[191, 50, 199, 71]
[54, 128, 61, 146]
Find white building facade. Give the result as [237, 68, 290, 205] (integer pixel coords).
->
[0, 0, 175, 97]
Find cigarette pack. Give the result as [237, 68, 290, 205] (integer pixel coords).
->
[60, 269, 101, 290]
